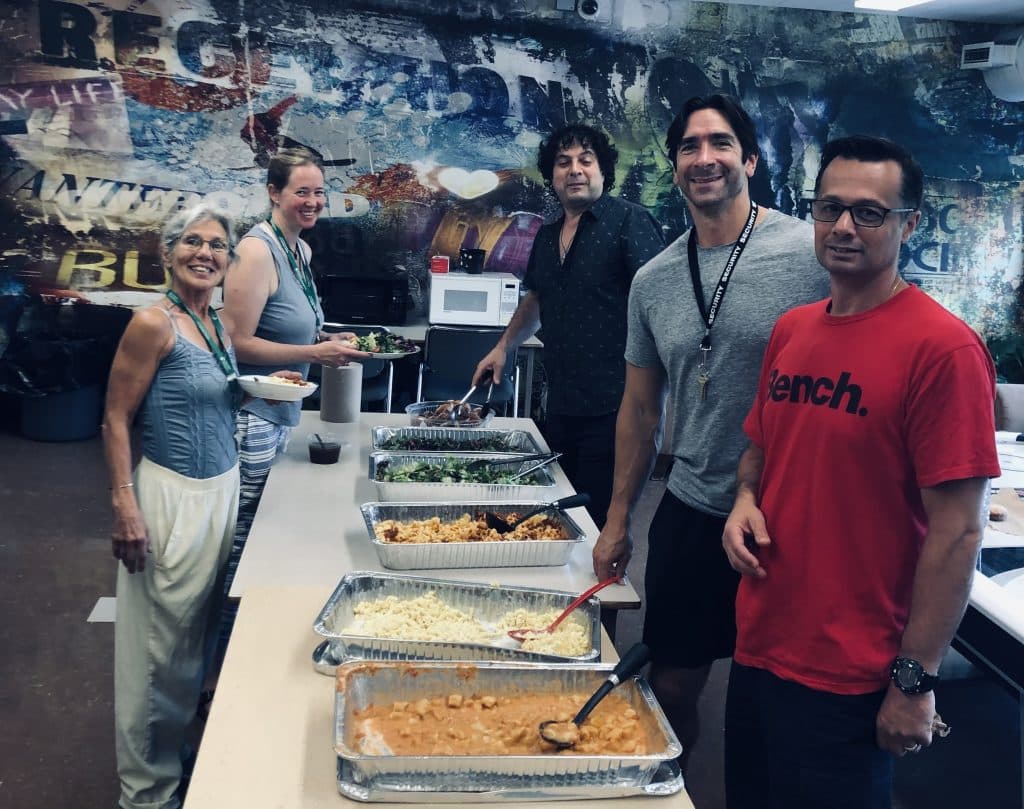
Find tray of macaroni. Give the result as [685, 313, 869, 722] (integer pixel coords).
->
[312, 572, 601, 673]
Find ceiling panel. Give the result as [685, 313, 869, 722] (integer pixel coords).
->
[704, 0, 1024, 25]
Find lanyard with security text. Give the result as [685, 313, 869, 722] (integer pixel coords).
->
[686, 199, 758, 402]
[266, 218, 322, 333]
[164, 290, 238, 381]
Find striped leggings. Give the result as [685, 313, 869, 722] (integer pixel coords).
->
[218, 411, 289, 651]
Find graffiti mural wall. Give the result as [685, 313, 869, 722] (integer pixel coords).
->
[1, 0, 1021, 335]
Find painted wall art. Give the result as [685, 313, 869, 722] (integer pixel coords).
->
[0, 0, 1021, 340]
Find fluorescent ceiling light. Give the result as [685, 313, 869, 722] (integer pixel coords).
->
[854, 0, 934, 10]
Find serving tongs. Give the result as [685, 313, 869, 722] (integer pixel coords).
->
[447, 384, 480, 423]
[507, 451, 562, 482]
[539, 642, 651, 749]
[483, 492, 590, 534]
[449, 369, 495, 423]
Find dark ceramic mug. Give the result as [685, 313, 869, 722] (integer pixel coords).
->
[458, 248, 486, 274]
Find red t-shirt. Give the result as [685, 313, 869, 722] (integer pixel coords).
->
[737, 285, 1000, 694]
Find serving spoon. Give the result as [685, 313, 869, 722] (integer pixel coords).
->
[538, 642, 651, 749]
[484, 492, 590, 534]
[507, 573, 620, 642]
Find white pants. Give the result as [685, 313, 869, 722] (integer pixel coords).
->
[114, 456, 239, 809]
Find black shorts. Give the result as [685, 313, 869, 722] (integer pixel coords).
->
[642, 490, 740, 668]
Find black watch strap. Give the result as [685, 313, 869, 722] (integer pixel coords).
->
[890, 656, 939, 695]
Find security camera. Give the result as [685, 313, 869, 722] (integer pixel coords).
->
[960, 30, 1024, 103]
[577, 0, 609, 22]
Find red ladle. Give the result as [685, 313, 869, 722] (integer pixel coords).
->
[507, 575, 622, 642]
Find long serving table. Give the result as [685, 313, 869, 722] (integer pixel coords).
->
[183, 585, 695, 809]
[229, 412, 641, 609]
[184, 412, 696, 808]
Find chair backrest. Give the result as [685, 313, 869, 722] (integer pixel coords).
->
[419, 326, 518, 415]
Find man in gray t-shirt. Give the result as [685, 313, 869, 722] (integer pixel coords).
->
[592, 95, 828, 771]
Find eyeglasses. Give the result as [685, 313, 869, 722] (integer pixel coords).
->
[180, 234, 230, 253]
[808, 199, 917, 228]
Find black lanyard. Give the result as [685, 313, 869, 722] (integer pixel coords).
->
[164, 290, 238, 380]
[687, 200, 758, 355]
[266, 219, 322, 332]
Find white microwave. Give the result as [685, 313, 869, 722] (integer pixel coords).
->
[429, 271, 521, 327]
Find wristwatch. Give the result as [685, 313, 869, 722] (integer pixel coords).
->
[890, 656, 939, 695]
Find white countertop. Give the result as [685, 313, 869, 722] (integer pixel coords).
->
[971, 485, 1024, 643]
[184, 585, 693, 809]
[230, 412, 640, 610]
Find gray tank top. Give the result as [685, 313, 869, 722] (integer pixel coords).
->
[235, 223, 323, 427]
[141, 309, 238, 479]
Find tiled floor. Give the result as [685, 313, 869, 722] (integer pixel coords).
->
[1, 418, 1020, 808]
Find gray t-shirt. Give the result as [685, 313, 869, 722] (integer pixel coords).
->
[626, 209, 830, 516]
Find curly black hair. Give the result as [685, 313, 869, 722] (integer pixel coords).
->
[536, 124, 617, 194]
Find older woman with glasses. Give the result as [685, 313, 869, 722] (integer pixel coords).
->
[103, 203, 296, 809]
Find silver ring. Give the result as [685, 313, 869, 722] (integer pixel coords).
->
[904, 743, 922, 754]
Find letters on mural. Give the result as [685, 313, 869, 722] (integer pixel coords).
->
[0, 0, 1020, 331]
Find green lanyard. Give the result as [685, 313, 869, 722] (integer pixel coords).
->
[266, 218, 322, 333]
[165, 290, 238, 380]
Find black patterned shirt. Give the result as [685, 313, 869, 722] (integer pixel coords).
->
[524, 193, 665, 416]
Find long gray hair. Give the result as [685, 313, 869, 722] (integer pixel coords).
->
[161, 203, 238, 259]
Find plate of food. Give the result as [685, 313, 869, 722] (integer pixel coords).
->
[237, 374, 318, 402]
[345, 331, 420, 360]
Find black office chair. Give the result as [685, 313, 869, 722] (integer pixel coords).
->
[304, 323, 393, 412]
[416, 325, 519, 417]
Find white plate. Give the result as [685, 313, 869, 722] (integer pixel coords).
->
[237, 375, 318, 402]
[349, 345, 421, 361]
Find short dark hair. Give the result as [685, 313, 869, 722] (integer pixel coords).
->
[267, 146, 324, 193]
[536, 124, 617, 193]
[814, 135, 924, 209]
[665, 94, 760, 167]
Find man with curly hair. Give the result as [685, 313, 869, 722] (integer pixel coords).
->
[474, 124, 664, 530]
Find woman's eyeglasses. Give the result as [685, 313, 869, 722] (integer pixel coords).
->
[180, 235, 230, 253]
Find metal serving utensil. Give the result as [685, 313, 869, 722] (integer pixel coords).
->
[484, 492, 590, 534]
[479, 378, 498, 420]
[448, 384, 479, 423]
[539, 642, 651, 749]
[507, 452, 562, 482]
[507, 573, 619, 642]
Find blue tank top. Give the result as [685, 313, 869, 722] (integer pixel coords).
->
[141, 310, 238, 479]
[235, 223, 323, 427]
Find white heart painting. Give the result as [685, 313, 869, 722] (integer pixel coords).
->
[437, 167, 499, 199]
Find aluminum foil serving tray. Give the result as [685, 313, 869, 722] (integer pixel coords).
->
[371, 426, 542, 455]
[335, 757, 685, 802]
[360, 501, 585, 570]
[312, 572, 601, 673]
[369, 452, 558, 502]
[334, 661, 683, 794]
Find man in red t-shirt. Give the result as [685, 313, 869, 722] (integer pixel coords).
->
[721, 135, 1000, 809]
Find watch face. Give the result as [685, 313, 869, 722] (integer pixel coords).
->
[895, 662, 921, 689]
